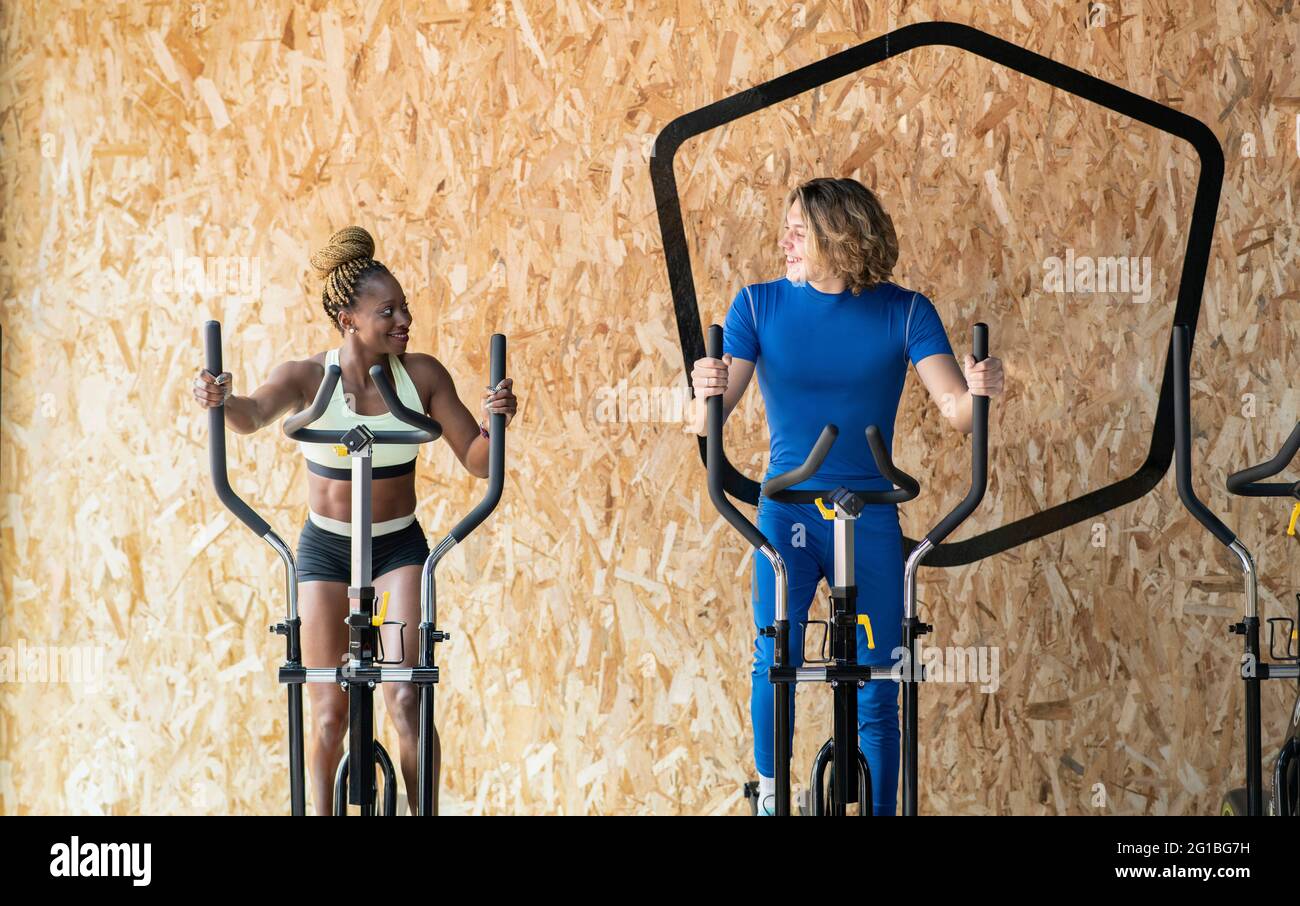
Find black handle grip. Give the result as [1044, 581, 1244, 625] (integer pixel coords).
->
[282, 364, 341, 439]
[1226, 421, 1300, 499]
[449, 333, 507, 542]
[204, 320, 271, 537]
[863, 425, 922, 503]
[282, 359, 443, 445]
[763, 425, 838, 496]
[370, 364, 443, 442]
[1172, 324, 1237, 546]
[706, 324, 770, 550]
[925, 322, 991, 546]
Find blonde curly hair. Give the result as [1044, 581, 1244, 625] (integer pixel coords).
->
[785, 178, 898, 294]
[309, 226, 392, 333]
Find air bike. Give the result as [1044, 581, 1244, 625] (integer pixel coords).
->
[1171, 323, 1299, 816]
[705, 322, 990, 815]
[205, 321, 506, 815]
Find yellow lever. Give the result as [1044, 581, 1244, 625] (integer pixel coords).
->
[1287, 502, 1299, 537]
[857, 614, 875, 650]
[814, 497, 836, 520]
[333, 444, 349, 457]
[372, 590, 390, 627]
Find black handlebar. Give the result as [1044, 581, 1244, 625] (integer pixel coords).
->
[1172, 324, 1238, 547]
[282, 360, 443, 444]
[706, 325, 771, 550]
[924, 322, 990, 546]
[866, 425, 923, 502]
[372, 362, 444, 441]
[205, 320, 272, 537]
[1226, 421, 1300, 500]
[762, 425, 840, 496]
[762, 424, 922, 504]
[447, 333, 508, 542]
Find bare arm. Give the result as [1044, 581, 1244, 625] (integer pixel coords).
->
[914, 351, 1004, 434]
[689, 354, 757, 436]
[193, 360, 309, 435]
[418, 355, 516, 480]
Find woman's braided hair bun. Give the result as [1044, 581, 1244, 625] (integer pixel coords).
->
[310, 226, 390, 333]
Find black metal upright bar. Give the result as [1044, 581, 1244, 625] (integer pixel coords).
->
[829, 513, 857, 815]
[703, 324, 795, 815]
[416, 334, 508, 816]
[901, 323, 991, 816]
[204, 320, 307, 816]
[1170, 323, 1262, 815]
[347, 443, 376, 811]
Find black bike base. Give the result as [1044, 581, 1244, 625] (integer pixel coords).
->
[333, 740, 398, 816]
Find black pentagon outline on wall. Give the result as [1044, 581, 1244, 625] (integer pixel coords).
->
[650, 20, 1224, 566]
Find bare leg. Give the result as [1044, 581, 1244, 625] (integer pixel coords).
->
[376, 564, 440, 815]
[300, 580, 349, 815]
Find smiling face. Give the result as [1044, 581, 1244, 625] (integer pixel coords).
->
[340, 271, 412, 352]
[781, 198, 816, 285]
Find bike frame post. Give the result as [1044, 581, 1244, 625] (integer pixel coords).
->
[1226, 540, 1263, 815]
[345, 442, 378, 813]
[900, 537, 930, 817]
[266, 535, 306, 816]
[829, 505, 859, 815]
[757, 544, 792, 816]
[416, 536, 454, 817]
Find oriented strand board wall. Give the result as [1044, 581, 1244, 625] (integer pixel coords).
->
[1, 0, 1296, 814]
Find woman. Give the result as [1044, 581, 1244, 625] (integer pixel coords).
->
[690, 178, 1004, 815]
[192, 226, 517, 814]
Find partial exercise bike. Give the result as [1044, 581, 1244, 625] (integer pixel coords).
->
[707, 322, 990, 816]
[1223, 421, 1300, 816]
[205, 322, 506, 815]
[1170, 323, 1299, 816]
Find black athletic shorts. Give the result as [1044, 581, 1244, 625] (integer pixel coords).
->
[295, 517, 431, 584]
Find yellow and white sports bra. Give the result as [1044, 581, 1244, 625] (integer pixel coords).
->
[299, 348, 425, 480]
